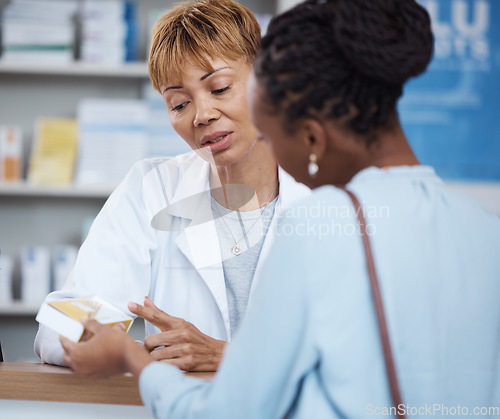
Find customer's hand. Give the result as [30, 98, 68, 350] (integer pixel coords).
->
[129, 297, 227, 372]
[60, 318, 152, 379]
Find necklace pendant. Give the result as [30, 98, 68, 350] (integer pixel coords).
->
[231, 244, 242, 256]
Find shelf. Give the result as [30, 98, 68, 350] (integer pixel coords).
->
[446, 181, 500, 216]
[0, 180, 498, 205]
[446, 181, 500, 194]
[0, 302, 39, 316]
[0, 182, 115, 199]
[0, 61, 149, 78]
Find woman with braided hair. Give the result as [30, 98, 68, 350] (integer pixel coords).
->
[60, 0, 500, 417]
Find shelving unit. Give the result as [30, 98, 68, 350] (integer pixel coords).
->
[0, 182, 115, 198]
[0, 0, 270, 364]
[0, 181, 114, 363]
[0, 302, 41, 316]
[0, 61, 149, 78]
[0, 0, 277, 362]
[446, 182, 500, 216]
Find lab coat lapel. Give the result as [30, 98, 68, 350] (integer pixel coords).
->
[174, 197, 231, 337]
[157, 156, 231, 336]
[145, 156, 309, 335]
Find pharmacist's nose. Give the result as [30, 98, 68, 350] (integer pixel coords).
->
[194, 102, 220, 127]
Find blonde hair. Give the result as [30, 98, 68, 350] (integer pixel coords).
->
[149, 0, 261, 92]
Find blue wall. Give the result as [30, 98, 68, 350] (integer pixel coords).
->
[399, 0, 500, 181]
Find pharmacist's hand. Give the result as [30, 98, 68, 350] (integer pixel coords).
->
[60, 319, 149, 379]
[128, 297, 227, 372]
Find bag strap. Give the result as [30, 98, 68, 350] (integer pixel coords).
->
[341, 187, 405, 418]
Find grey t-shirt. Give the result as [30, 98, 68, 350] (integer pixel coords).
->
[211, 195, 278, 337]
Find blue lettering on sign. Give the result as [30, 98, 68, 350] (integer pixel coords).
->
[425, 0, 490, 64]
[399, 0, 500, 180]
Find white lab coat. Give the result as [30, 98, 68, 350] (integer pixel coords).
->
[34, 152, 310, 365]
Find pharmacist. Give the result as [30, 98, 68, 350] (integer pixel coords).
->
[34, 0, 309, 371]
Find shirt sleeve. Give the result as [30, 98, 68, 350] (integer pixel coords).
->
[35, 160, 157, 365]
[139, 217, 318, 419]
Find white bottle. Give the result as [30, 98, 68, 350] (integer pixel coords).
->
[20, 246, 51, 305]
[0, 252, 14, 304]
[52, 245, 78, 291]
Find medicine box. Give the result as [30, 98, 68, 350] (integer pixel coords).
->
[36, 295, 133, 342]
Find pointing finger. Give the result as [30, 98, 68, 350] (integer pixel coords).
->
[128, 301, 150, 318]
[128, 300, 178, 331]
[143, 296, 156, 309]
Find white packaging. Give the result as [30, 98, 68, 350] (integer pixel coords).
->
[75, 99, 148, 185]
[36, 295, 134, 342]
[0, 253, 14, 304]
[20, 246, 51, 305]
[52, 245, 78, 291]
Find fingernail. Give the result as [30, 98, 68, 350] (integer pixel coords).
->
[128, 302, 137, 311]
[81, 317, 88, 324]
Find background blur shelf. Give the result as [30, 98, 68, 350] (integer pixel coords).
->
[446, 182, 500, 216]
[0, 0, 276, 363]
[0, 302, 39, 316]
[0, 182, 115, 199]
[0, 60, 149, 78]
[0, 181, 497, 212]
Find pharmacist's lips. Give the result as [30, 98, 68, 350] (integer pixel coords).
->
[200, 131, 232, 146]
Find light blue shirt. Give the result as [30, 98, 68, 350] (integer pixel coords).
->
[139, 166, 500, 418]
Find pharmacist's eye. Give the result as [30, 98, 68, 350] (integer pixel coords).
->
[212, 86, 230, 95]
[172, 102, 189, 112]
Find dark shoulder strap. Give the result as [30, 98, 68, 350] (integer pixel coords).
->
[341, 187, 405, 418]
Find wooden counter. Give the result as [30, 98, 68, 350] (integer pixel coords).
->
[0, 362, 214, 406]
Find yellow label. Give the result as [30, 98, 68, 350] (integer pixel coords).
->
[49, 298, 102, 321]
[79, 320, 132, 342]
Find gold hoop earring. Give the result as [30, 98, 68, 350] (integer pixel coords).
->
[308, 154, 319, 178]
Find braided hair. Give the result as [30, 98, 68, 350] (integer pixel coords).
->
[255, 0, 434, 142]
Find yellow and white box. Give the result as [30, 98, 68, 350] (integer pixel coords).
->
[36, 295, 133, 342]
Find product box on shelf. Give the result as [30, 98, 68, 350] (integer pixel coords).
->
[1, 0, 78, 63]
[80, 0, 138, 64]
[0, 126, 22, 182]
[28, 118, 78, 185]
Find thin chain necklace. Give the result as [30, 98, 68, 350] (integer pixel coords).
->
[212, 182, 279, 256]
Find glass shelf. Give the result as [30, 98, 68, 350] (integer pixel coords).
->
[0, 302, 40, 316]
[0, 61, 148, 78]
[0, 182, 115, 199]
